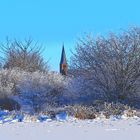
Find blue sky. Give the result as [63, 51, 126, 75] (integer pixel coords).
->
[0, 0, 140, 71]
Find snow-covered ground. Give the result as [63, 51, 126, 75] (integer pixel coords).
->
[1, 117, 140, 140]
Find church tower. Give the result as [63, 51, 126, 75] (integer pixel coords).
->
[60, 45, 68, 75]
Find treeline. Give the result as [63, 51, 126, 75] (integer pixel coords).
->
[0, 27, 140, 114]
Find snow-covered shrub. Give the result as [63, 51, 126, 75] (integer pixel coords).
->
[62, 76, 85, 104]
[0, 68, 27, 111]
[63, 75, 102, 105]
[65, 102, 132, 119]
[17, 71, 68, 112]
[123, 109, 137, 118]
[0, 68, 26, 98]
[64, 76, 90, 99]
[0, 70, 15, 98]
[100, 102, 130, 118]
[74, 106, 97, 119]
[0, 69, 69, 112]
[65, 105, 98, 119]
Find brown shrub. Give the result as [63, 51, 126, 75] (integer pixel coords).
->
[124, 109, 137, 117]
[67, 105, 98, 120]
[65, 102, 133, 120]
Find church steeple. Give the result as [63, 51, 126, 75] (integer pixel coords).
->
[60, 45, 68, 75]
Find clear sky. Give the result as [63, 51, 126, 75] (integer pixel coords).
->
[0, 0, 140, 71]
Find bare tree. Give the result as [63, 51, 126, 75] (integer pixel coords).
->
[0, 38, 49, 72]
[70, 28, 140, 102]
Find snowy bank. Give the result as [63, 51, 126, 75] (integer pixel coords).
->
[0, 117, 140, 140]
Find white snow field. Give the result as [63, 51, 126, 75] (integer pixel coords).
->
[0, 118, 140, 140]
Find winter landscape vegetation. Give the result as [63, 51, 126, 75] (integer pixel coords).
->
[0, 28, 140, 139]
[1, 0, 140, 139]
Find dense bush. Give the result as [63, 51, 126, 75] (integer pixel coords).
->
[64, 76, 103, 104]
[0, 69, 68, 113]
[17, 71, 68, 112]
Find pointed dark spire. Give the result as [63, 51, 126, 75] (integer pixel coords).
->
[60, 44, 68, 75]
[60, 44, 67, 64]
